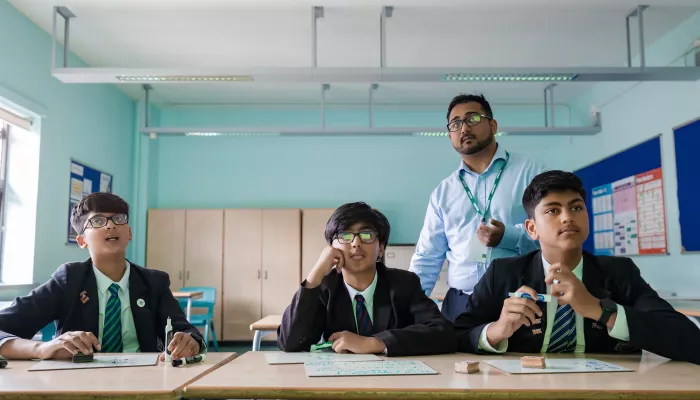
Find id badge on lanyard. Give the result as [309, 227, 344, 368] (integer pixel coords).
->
[459, 152, 509, 264]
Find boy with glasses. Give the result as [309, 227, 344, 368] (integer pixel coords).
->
[278, 202, 457, 356]
[0, 193, 204, 360]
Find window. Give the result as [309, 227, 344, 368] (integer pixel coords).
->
[0, 121, 8, 275]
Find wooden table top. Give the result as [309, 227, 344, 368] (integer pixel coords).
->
[668, 299, 700, 317]
[0, 352, 237, 400]
[171, 291, 203, 299]
[250, 314, 282, 331]
[185, 351, 700, 399]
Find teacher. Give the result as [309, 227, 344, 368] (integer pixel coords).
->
[409, 94, 546, 322]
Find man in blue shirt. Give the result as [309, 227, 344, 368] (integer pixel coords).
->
[409, 94, 546, 322]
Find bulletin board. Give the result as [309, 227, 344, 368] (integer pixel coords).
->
[574, 136, 668, 256]
[67, 160, 113, 243]
[673, 118, 700, 253]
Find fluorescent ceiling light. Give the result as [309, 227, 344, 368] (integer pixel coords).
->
[185, 132, 279, 137]
[443, 73, 577, 82]
[117, 75, 253, 82]
[53, 67, 700, 84]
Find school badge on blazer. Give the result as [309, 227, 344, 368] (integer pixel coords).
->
[79, 290, 89, 304]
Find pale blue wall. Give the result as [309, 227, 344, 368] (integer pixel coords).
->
[0, 0, 136, 285]
[567, 11, 700, 297]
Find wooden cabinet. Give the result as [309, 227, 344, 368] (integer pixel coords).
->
[184, 209, 224, 338]
[222, 209, 301, 341]
[146, 209, 186, 288]
[222, 209, 263, 342]
[300, 208, 335, 281]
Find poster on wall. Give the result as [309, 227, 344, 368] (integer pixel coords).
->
[67, 160, 113, 244]
[591, 167, 667, 256]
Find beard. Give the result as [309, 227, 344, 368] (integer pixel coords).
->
[455, 133, 494, 155]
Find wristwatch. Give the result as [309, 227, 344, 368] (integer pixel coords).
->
[598, 298, 618, 325]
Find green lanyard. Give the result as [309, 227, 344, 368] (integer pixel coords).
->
[459, 152, 509, 222]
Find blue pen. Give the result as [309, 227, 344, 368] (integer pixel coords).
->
[508, 292, 554, 302]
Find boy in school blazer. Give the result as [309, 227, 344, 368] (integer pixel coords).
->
[278, 202, 457, 356]
[453, 171, 700, 365]
[0, 193, 204, 360]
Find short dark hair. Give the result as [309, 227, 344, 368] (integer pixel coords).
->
[446, 94, 494, 121]
[325, 202, 391, 246]
[522, 170, 586, 219]
[71, 192, 130, 234]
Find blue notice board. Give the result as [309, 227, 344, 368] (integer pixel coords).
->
[673, 118, 700, 253]
[68, 160, 113, 243]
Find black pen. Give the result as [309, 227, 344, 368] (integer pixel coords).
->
[171, 354, 206, 367]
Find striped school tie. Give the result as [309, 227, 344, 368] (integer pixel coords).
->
[548, 303, 577, 353]
[354, 294, 374, 337]
[102, 283, 123, 353]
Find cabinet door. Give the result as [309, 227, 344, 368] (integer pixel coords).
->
[301, 208, 336, 281]
[222, 209, 263, 341]
[261, 209, 301, 340]
[184, 210, 224, 338]
[146, 209, 186, 288]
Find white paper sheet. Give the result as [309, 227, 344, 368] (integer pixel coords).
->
[28, 354, 159, 371]
[264, 351, 380, 365]
[484, 358, 633, 374]
[304, 360, 438, 377]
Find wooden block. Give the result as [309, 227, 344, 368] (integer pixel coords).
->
[520, 356, 546, 369]
[454, 360, 480, 374]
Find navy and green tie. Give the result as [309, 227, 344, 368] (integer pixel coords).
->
[102, 283, 123, 353]
[548, 303, 577, 353]
[354, 294, 374, 337]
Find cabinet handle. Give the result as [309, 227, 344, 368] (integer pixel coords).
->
[178, 271, 183, 280]
[264, 271, 268, 280]
[186, 271, 190, 280]
[257, 270, 261, 279]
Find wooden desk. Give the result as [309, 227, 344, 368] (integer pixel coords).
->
[250, 314, 282, 351]
[172, 291, 203, 321]
[185, 351, 700, 400]
[0, 352, 237, 400]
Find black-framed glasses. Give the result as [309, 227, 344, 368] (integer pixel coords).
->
[81, 213, 129, 234]
[447, 113, 492, 132]
[335, 231, 378, 244]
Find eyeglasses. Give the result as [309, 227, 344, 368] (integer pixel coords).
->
[81, 213, 129, 234]
[447, 113, 492, 132]
[335, 231, 378, 244]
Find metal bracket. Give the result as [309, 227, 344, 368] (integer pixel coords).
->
[52, 6, 76, 69]
[143, 84, 153, 128]
[311, 6, 324, 68]
[544, 84, 556, 127]
[320, 83, 330, 128]
[380, 6, 394, 68]
[626, 5, 649, 68]
[369, 84, 379, 128]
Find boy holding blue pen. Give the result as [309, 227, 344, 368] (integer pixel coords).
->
[453, 171, 700, 365]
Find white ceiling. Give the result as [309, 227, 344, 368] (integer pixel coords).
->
[8, 0, 700, 106]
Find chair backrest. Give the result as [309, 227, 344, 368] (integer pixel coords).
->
[177, 286, 216, 312]
[40, 322, 56, 341]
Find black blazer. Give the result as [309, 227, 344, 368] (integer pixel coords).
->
[453, 251, 700, 365]
[277, 262, 457, 357]
[0, 259, 203, 352]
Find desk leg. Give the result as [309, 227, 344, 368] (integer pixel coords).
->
[186, 299, 193, 322]
[252, 330, 263, 351]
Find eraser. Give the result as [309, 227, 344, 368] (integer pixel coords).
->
[520, 356, 546, 369]
[454, 360, 480, 374]
[72, 352, 94, 363]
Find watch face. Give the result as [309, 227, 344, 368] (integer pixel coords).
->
[602, 299, 617, 312]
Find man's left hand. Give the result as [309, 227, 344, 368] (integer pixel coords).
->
[477, 219, 505, 247]
[159, 332, 200, 361]
[545, 264, 601, 320]
[328, 331, 386, 354]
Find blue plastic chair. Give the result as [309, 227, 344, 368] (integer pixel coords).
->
[177, 287, 219, 351]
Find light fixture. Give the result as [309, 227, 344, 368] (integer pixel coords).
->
[117, 75, 253, 83]
[443, 73, 577, 82]
[413, 132, 449, 137]
[185, 132, 280, 137]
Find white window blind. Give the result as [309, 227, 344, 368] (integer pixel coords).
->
[0, 107, 32, 130]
